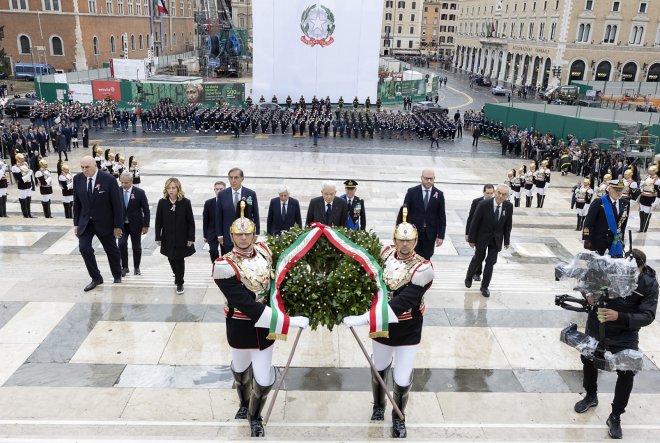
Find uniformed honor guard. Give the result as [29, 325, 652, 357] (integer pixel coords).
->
[574, 178, 594, 231]
[58, 161, 74, 219]
[213, 202, 309, 437]
[638, 165, 659, 233]
[583, 179, 629, 257]
[11, 153, 37, 218]
[341, 179, 366, 230]
[343, 207, 434, 438]
[34, 159, 54, 218]
[0, 157, 8, 217]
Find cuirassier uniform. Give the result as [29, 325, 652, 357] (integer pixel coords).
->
[59, 167, 74, 219]
[523, 166, 536, 207]
[11, 154, 37, 218]
[0, 159, 8, 217]
[574, 179, 593, 231]
[343, 211, 434, 439]
[534, 165, 549, 208]
[638, 166, 659, 232]
[34, 161, 54, 218]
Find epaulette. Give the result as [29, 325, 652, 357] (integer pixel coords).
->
[254, 242, 272, 260]
[411, 261, 434, 287]
[380, 244, 395, 259]
[212, 257, 239, 280]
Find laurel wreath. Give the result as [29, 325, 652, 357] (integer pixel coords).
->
[266, 226, 383, 331]
[300, 4, 335, 39]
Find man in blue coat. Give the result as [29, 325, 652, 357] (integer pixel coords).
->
[203, 180, 226, 262]
[266, 185, 302, 235]
[399, 169, 447, 260]
[73, 155, 124, 291]
[216, 168, 259, 255]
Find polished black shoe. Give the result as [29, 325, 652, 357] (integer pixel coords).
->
[473, 274, 481, 281]
[574, 393, 598, 413]
[134, 268, 141, 275]
[121, 268, 129, 277]
[176, 284, 185, 295]
[84, 279, 103, 292]
[480, 287, 490, 297]
[235, 406, 248, 420]
[249, 418, 265, 437]
[607, 413, 622, 439]
[464, 276, 472, 288]
[113, 277, 122, 284]
[371, 406, 385, 421]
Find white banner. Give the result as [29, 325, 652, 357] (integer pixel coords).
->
[68, 83, 94, 103]
[112, 58, 147, 80]
[253, 0, 383, 101]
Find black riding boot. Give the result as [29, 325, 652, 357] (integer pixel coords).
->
[579, 216, 585, 231]
[67, 202, 74, 219]
[26, 196, 37, 218]
[370, 361, 392, 421]
[392, 381, 412, 438]
[540, 195, 546, 208]
[231, 364, 252, 420]
[526, 196, 531, 207]
[514, 197, 520, 207]
[248, 369, 275, 437]
[576, 215, 581, 231]
[42, 201, 49, 218]
[0, 195, 6, 217]
[19, 198, 28, 218]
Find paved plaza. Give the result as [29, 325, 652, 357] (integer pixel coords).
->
[1, 75, 659, 441]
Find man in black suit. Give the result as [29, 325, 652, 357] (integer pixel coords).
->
[267, 185, 302, 235]
[465, 184, 513, 297]
[465, 184, 495, 282]
[582, 179, 629, 257]
[216, 168, 259, 255]
[305, 180, 348, 228]
[73, 155, 124, 291]
[203, 180, 225, 262]
[118, 172, 150, 276]
[401, 169, 447, 260]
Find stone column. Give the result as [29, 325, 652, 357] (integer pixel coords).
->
[498, 51, 508, 81]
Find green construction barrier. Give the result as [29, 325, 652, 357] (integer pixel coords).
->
[537, 113, 564, 137]
[35, 82, 69, 102]
[378, 78, 436, 105]
[507, 107, 536, 130]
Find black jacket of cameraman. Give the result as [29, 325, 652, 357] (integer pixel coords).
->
[585, 265, 658, 352]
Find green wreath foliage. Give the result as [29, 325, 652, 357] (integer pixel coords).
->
[267, 226, 384, 331]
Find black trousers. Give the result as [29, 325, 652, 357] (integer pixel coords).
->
[581, 355, 635, 415]
[220, 243, 232, 256]
[415, 236, 435, 260]
[208, 239, 220, 262]
[78, 220, 122, 281]
[466, 241, 499, 289]
[118, 223, 143, 270]
[168, 258, 185, 285]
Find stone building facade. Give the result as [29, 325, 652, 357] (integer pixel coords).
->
[453, 0, 660, 87]
[2, 0, 195, 73]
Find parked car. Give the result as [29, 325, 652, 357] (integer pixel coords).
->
[411, 101, 449, 115]
[0, 72, 8, 79]
[538, 86, 558, 100]
[543, 85, 579, 105]
[475, 76, 492, 86]
[256, 102, 285, 111]
[491, 85, 510, 96]
[3, 96, 39, 117]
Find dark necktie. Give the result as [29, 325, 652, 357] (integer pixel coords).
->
[495, 205, 501, 223]
[424, 189, 430, 210]
[325, 203, 331, 225]
[87, 177, 93, 197]
[612, 199, 618, 217]
[281, 203, 287, 220]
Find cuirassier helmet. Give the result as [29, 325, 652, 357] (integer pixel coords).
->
[230, 201, 256, 234]
[394, 206, 418, 243]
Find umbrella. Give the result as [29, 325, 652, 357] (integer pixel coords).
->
[589, 137, 615, 145]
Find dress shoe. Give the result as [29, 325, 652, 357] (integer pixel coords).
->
[84, 279, 103, 292]
[480, 287, 490, 297]
[121, 268, 129, 277]
[464, 276, 472, 288]
[176, 284, 185, 295]
[606, 413, 622, 439]
[134, 268, 141, 275]
[574, 393, 598, 413]
[113, 277, 122, 284]
[473, 274, 481, 281]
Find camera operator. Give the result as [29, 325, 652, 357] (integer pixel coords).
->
[574, 249, 658, 439]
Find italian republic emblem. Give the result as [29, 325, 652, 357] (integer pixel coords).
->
[300, 4, 336, 47]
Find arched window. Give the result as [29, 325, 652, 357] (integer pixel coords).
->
[139, 34, 143, 50]
[50, 36, 64, 55]
[93, 36, 99, 55]
[604, 25, 611, 42]
[131, 35, 135, 50]
[18, 34, 31, 54]
[147, 34, 151, 49]
[110, 35, 116, 53]
[577, 24, 585, 42]
[610, 25, 617, 43]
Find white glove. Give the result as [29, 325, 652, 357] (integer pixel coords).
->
[342, 312, 370, 328]
[289, 316, 309, 330]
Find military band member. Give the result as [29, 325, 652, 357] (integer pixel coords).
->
[341, 179, 366, 230]
[213, 203, 309, 437]
[523, 163, 536, 208]
[93, 145, 103, 169]
[574, 178, 594, 231]
[638, 165, 659, 233]
[58, 161, 74, 219]
[0, 157, 8, 217]
[35, 159, 54, 218]
[11, 153, 37, 218]
[343, 207, 434, 439]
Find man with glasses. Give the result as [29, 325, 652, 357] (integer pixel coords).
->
[216, 168, 260, 255]
[399, 169, 447, 260]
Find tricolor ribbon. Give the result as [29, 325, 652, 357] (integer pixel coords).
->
[268, 223, 388, 340]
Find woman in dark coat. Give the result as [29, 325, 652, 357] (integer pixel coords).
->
[155, 177, 195, 294]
